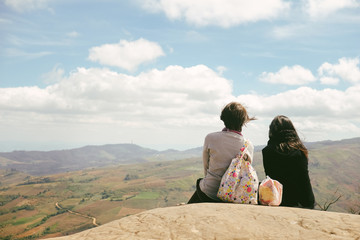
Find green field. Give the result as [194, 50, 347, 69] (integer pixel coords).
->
[0, 158, 201, 239]
[0, 139, 359, 239]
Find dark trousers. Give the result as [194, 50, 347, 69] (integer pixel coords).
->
[187, 178, 222, 204]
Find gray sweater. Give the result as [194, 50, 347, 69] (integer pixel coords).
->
[199, 130, 245, 200]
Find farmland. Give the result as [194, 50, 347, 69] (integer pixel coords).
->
[0, 138, 359, 239]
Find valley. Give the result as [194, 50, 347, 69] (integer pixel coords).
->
[0, 138, 359, 239]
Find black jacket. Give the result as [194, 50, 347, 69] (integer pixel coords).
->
[262, 141, 315, 209]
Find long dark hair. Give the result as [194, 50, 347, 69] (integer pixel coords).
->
[269, 115, 308, 158]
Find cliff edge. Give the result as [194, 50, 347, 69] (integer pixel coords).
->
[48, 203, 360, 240]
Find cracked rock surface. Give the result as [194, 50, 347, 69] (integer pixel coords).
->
[48, 203, 360, 240]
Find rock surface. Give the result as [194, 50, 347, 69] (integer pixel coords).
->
[48, 203, 360, 240]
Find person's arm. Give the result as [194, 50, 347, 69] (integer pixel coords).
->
[202, 137, 210, 177]
[298, 155, 315, 209]
[262, 148, 270, 176]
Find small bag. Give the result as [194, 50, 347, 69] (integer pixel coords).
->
[259, 176, 283, 206]
[217, 140, 259, 204]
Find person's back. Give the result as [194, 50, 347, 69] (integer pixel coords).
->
[200, 130, 245, 200]
[262, 142, 314, 208]
[262, 115, 315, 209]
[188, 102, 256, 204]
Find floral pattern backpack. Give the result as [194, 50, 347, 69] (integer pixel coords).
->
[217, 140, 259, 204]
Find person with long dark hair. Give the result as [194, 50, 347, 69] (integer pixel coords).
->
[262, 115, 315, 209]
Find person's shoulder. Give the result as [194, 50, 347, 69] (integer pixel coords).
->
[205, 131, 244, 143]
[262, 144, 272, 154]
[204, 131, 222, 142]
[205, 131, 222, 138]
[243, 138, 253, 148]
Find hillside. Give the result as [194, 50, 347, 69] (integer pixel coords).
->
[306, 138, 360, 213]
[1, 138, 358, 177]
[0, 144, 202, 176]
[0, 137, 359, 239]
[0, 158, 202, 239]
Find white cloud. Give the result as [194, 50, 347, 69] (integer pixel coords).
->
[0, 64, 234, 149]
[7, 34, 72, 47]
[41, 65, 65, 84]
[272, 25, 301, 39]
[185, 31, 208, 42]
[0, 18, 13, 24]
[272, 24, 313, 39]
[88, 38, 165, 71]
[304, 0, 359, 19]
[318, 57, 360, 85]
[320, 76, 340, 85]
[237, 86, 360, 117]
[216, 66, 227, 76]
[0, 65, 232, 121]
[140, 0, 290, 27]
[5, 48, 53, 59]
[4, 0, 53, 12]
[260, 57, 360, 86]
[237, 85, 360, 143]
[260, 65, 316, 85]
[1, 62, 359, 150]
[66, 31, 80, 38]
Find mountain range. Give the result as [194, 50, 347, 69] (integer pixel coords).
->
[0, 144, 202, 176]
[0, 137, 359, 239]
[2, 138, 358, 176]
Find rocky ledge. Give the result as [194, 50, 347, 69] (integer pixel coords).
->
[48, 203, 360, 240]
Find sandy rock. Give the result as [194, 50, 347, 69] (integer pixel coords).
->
[48, 203, 360, 240]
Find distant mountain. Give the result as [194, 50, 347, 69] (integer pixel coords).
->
[0, 137, 359, 239]
[0, 144, 202, 176]
[1, 137, 359, 177]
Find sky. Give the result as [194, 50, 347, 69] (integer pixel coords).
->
[0, 0, 360, 152]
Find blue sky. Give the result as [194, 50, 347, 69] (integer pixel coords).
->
[0, 0, 359, 151]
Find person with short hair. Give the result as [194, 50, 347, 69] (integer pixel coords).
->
[262, 115, 315, 209]
[188, 102, 256, 203]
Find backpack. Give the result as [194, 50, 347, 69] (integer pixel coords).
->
[217, 140, 259, 204]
